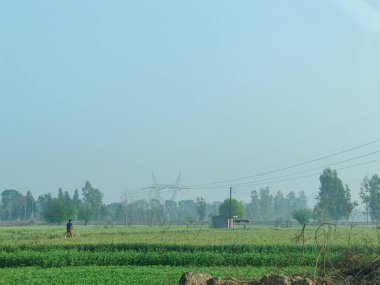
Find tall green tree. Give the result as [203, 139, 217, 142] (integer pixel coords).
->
[219, 198, 245, 218]
[314, 168, 354, 223]
[72, 189, 81, 219]
[196, 197, 206, 221]
[1, 190, 25, 220]
[177, 200, 197, 222]
[287, 191, 297, 210]
[63, 191, 71, 203]
[41, 189, 76, 224]
[25, 191, 35, 220]
[58, 188, 64, 200]
[343, 185, 357, 220]
[81, 181, 103, 220]
[35, 193, 52, 220]
[259, 188, 274, 221]
[360, 174, 380, 223]
[274, 190, 291, 219]
[73, 189, 80, 205]
[246, 190, 260, 221]
[43, 198, 76, 224]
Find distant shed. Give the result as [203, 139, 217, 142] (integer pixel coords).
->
[212, 216, 234, 228]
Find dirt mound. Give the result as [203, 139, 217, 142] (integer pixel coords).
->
[179, 272, 214, 285]
[333, 257, 380, 285]
[178, 272, 313, 285]
[178, 267, 380, 285]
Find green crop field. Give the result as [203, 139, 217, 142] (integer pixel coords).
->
[0, 224, 378, 284]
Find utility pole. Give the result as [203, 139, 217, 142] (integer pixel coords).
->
[24, 197, 27, 221]
[129, 197, 133, 226]
[124, 191, 128, 227]
[229, 187, 232, 219]
[229, 187, 233, 229]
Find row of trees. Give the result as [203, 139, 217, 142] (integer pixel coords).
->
[1, 181, 103, 224]
[197, 168, 380, 224]
[1, 190, 35, 221]
[246, 188, 308, 222]
[0, 182, 221, 224]
[1, 169, 380, 224]
[1, 186, 306, 224]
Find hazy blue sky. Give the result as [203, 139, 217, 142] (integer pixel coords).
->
[1, 0, 380, 205]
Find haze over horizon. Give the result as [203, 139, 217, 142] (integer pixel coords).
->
[1, 0, 380, 206]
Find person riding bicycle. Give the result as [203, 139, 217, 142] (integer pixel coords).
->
[66, 219, 74, 238]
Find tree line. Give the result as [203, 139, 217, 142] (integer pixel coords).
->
[1, 168, 380, 224]
[233, 169, 379, 225]
[1, 181, 104, 224]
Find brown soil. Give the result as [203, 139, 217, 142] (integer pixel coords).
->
[178, 264, 380, 285]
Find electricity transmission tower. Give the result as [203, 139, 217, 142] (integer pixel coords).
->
[144, 172, 185, 224]
[148, 171, 184, 202]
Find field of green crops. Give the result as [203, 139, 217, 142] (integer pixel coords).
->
[0, 224, 378, 284]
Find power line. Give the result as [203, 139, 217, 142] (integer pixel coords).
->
[190, 157, 380, 192]
[103, 139, 380, 202]
[187, 150, 380, 190]
[104, 149, 380, 201]
[186, 138, 380, 188]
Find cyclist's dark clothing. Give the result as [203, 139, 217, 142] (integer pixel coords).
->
[66, 222, 73, 231]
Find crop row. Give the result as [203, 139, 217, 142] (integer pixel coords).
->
[0, 249, 330, 268]
[0, 243, 376, 255]
[0, 265, 316, 285]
